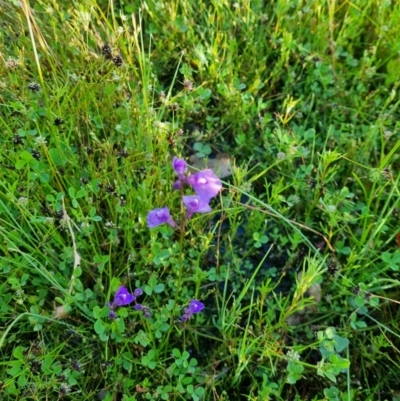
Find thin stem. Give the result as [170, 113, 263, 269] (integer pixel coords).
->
[176, 188, 187, 300]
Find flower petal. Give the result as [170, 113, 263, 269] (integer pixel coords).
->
[186, 169, 222, 201]
[172, 157, 187, 176]
[113, 286, 135, 307]
[188, 299, 205, 314]
[147, 207, 177, 228]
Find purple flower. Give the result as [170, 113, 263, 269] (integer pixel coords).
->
[172, 157, 187, 177]
[183, 195, 212, 219]
[147, 207, 177, 228]
[188, 299, 205, 314]
[107, 286, 143, 319]
[172, 157, 188, 191]
[112, 286, 135, 307]
[182, 299, 205, 321]
[186, 169, 222, 202]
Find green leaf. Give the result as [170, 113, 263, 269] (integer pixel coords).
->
[172, 348, 181, 359]
[73, 267, 82, 278]
[333, 335, 349, 353]
[354, 296, 365, 308]
[18, 373, 27, 388]
[287, 360, 304, 374]
[118, 317, 125, 333]
[334, 358, 350, 370]
[148, 276, 157, 287]
[19, 151, 39, 167]
[323, 371, 337, 382]
[199, 88, 212, 100]
[68, 187, 76, 198]
[154, 283, 165, 293]
[93, 306, 101, 319]
[12, 346, 25, 360]
[15, 159, 27, 170]
[324, 386, 340, 398]
[94, 319, 105, 335]
[286, 373, 299, 384]
[181, 376, 192, 385]
[144, 285, 152, 296]
[355, 320, 367, 328]
[195, 387, 205, 396]
[325, 327, 336, 339]
[118, 308, 128, 318]
[6, 361, 22, 376]
[48, 148, 66, 166]
[76, 188, 87, 198]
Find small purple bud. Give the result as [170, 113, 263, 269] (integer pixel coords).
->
[147, 207, 177, 228]
[134, 304, 144, 311]
[133, 288, 143, 297]
[144, 311, 151, 318]
[108, 310, 116, 319]
[173, 179, 184, 190]
[181, 313, 189, 322]
[172, 157, 187, 177]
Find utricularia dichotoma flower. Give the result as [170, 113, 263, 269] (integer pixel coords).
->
[107, 286, 147, 318]
[147, 207, 177, 229]
[182, 299, 205, 322]
[147, 157, 222, 228]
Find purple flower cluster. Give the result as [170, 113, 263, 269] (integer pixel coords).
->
[147, 157, 222, 227]
[107, 288, 205, 322]
[181, 299, 205, 322]
[107, 286, 149, 319]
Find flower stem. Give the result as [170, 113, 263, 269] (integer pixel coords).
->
[176, 188, 186, 300]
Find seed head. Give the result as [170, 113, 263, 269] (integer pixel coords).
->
[101, 43, 113, 59]
[112, 54, 123, 67]
[28, 82, 41, 92]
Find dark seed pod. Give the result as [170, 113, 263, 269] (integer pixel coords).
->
[13, 134, 23, 145]
[101, 43, 113, 59]
[55, 210, 64, 220]
[71, 359, 82, 372]
[31, 149, 41, 160]
[112, 54, 123, 67]
[307, 177, 317, 189]
[28, 82, 41, 92]
[118, 149, 128, 158]
[326, 257, 339, 277]
[106, 184, 115, 194]
[54, 117, 64, 126]
[29, 359, 42, 373]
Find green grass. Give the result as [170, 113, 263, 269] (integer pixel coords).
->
[1, 0, 400, 400]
